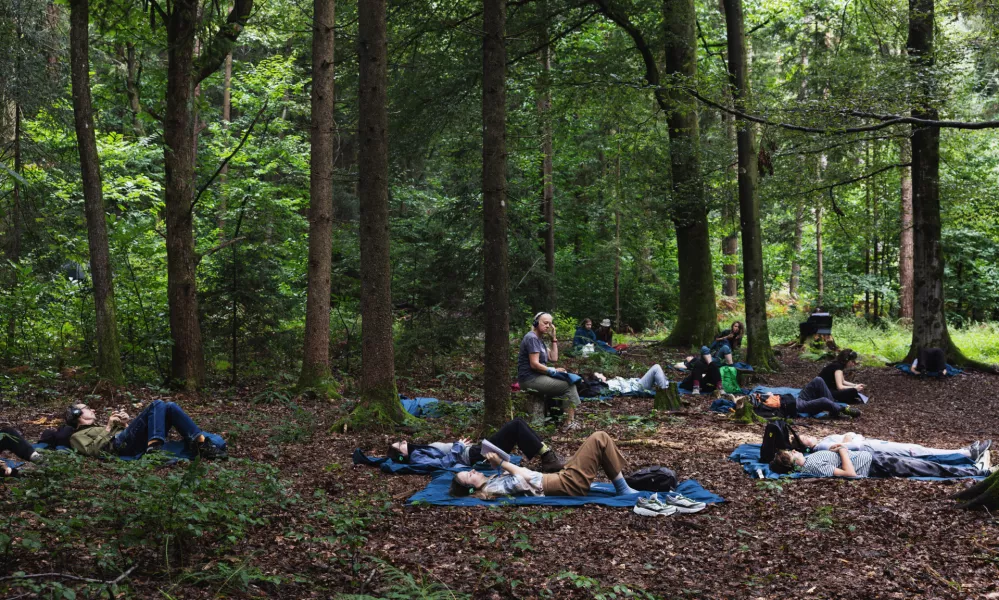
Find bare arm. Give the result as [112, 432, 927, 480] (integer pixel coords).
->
[486, 453, 538, 479]
[831, 446, 857, 477]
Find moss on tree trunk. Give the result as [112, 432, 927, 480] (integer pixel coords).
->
[953, 469, 999, 510]
[731, 397, 766, 424]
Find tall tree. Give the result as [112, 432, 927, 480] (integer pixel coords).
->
[789, 202, 803, 298]
[352, 0, 407, 426]
[482, 0, 511, 429]
[723, 0, 774, 369]
[125, 42, 143, 137]
[161, 0, 252, 390]
[298, 0, 337, 395]
[898, 136, 914, 320]
[538, 33, 555, 307]
[661, 0, 717, 347]
[68, 0, 124, 384]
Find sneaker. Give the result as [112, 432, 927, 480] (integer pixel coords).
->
[633, 495, 677, 517]
[976, 447, 992, 472]
[198, 439, 228, 461]
[29, 451, 45, 464]
[657, 492, 707, 514]
[539, 449, 565, 473]
[842, 406, 862, 418]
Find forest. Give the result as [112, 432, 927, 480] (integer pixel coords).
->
[2, 0, 999, 597]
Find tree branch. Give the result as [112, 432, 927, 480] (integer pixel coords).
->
[197, 236, 246, 264]
[194, 0, 254, 85]
[189, 99, 268, 218]
[798, 162, 910, 200]
[0, 565, 137, 586]
[590, 0, 667, 112]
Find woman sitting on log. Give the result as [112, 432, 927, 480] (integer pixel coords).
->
[517, 312, 580, 427]
[818, 349, 866, 403]
[449, 431, 638, 498]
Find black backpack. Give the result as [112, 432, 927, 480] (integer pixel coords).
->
[625, 466, 678, 492]
[759, 420, 805, 463]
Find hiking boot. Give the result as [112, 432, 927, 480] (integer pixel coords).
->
[198, 439, 228, 461]
[539, 449, 565, 473]
[841, 406, 862, 418]
[633, 495, 677, 517]
[657, 492, 706, 514]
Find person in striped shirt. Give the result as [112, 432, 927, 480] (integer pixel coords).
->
[771, 444, 990, 479]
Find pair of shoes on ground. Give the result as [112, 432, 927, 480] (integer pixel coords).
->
[633, 492, 706, 517]
[972, 440, 992, 471]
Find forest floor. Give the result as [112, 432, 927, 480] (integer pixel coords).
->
[2, 345, 999, 599]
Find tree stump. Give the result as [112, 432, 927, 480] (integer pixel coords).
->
[731, 397, 766, 424]
[518, 390, 548, 426]
[952, 469, 999, 510]
[654, 382, 682, 412]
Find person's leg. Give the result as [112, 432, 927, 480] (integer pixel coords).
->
[798, 377, 834, 402]
[545, 431, 632, 496]
[702, 363, 722, 392]
[870, 454, 985, 478]
[487, 418, 544, 458]
[114, 403, 156, 455]
[795, 397, 842, 418]
[160, 402, 203, 442]
[863, 439, 968, 457]
[831, 387, 862, 404]
[0, 427, 37, 461]
[639, 364, 668, 390]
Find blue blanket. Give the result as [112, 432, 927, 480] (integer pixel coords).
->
[400, 396, 442, 417]
[407, 472, 724, 507]
[352, 448, 522, 475]
[895, 363, 963, 377]
[3, 433, 227, 469]
[729, 443, 984, 481]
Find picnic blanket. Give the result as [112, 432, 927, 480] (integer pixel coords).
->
[895, 363, 963, 377]
[400, 396, 442, 417]
[3, 433, 227, 470]
[352, 448, 522, 475]
[407, 472, 725, 507]
[729, 443, 984, 481]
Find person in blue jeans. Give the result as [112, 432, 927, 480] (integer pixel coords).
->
[66, 400, 226, 460]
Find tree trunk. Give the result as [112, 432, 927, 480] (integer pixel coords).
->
[614, 208, 621, 327]
[298, 0, 337, 394]
[721, 107, 739, 298]
[125, 42, 143, 137]
[162, 0, 253, 390]
[5, 103, 22, 349]
[218, 51, 232, 240]
[482, 0, 511, 429]
[865, 143, 872, 320]
[537, 26, 555, 305]
[905, 0, 969, 364]
[69, 0, 125, 384]
[789, 202, 803, 298]
[722, 233, 739, 297]
[816, 203, 824, 307]
[898, 136, 914, 320]
[353, 0, 406, 426]
[723, 0, 774, 369]
[662, 0, 717, 347]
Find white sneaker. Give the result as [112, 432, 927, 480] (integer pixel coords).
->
[633, 495, 677, 517]
[657, 492, 707, 514]
[976, 449, 992, 472]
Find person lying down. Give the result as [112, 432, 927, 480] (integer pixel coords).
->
[799, 433, 991, 460]
[770, 445, 993, 478]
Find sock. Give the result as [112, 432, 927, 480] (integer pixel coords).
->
[196, 434, 206, 444]
[539, 443, 551, 456]
[613, 474, 638, 495]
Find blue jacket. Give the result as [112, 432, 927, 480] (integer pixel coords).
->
[406, 442, 469, 469]
[573, 327, 597, 347]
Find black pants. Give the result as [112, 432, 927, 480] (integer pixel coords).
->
[918, 348, 946, 373]
[869, 453, 984, 478]
[831, 387, 863, 404]
[468, 418, 545, 463]
[680, 361, 722, 392]
[794, 397, 843, 418]
[0, 427, 35, 461]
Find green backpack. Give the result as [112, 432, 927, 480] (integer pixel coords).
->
[720, 366, 741, 394]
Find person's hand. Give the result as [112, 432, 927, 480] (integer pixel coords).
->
[457, 437, 471, 447]
[856, 384, 865, 391]
[484, 452, 503, 467]
[829, 444, 845, 452]
[555, 367, 567, 373]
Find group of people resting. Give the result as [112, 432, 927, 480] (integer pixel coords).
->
[770, 433, 993, 479]
[573, 318, 617, 352]
[1, 399, 225, 477]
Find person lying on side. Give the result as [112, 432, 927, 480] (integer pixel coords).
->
[770, 445, 991, 478]
[756, 376, 861, 418]
[449, 431, 638, 498]
[387, 417, 565, 473]
[818, 349, 866, 403]
[1, 427, 44, 477]
[799, 432, 990, 461]
[910, 347, 947, 375]
[66, 400, 226, 460]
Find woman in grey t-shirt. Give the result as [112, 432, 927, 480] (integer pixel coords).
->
[517, 312, 581, 427]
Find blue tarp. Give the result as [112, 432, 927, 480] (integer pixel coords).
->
[407, 471, 725, 507]
[400, 396, 442, 417]
[352, 448, 522, 475]
[729, 443, 984, 481]
[895, 363, 963, 377]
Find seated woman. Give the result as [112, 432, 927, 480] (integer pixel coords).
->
[710, 321, 744, 355]
[387, 417, 564, 473]
[679, 347, 723, 396]
[66, 400, 226, 460]
[573, 318, 617, 354]
[449, 431, 638, 497]
[1, 427, 44, 477]
[713, 344, 735, 365]
[770, 445, 991, 478]
[595, 319, 614, 345]
[818, 349, 866, 404]
[518, 312, 581, 427]
[798, 432, 990, 461]
[911, 347, 947, 375]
